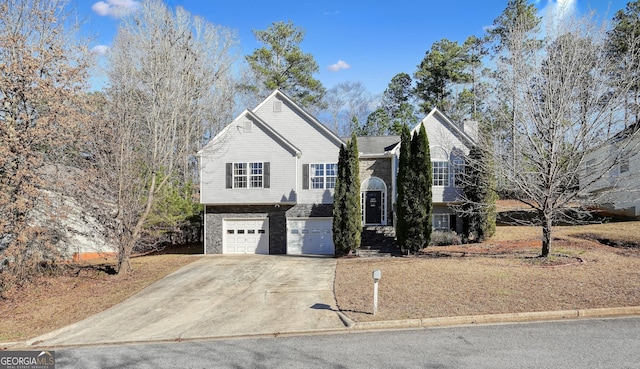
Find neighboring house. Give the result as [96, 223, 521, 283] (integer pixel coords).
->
[198, 91, 477, 255]
[581, 124, 640, 219]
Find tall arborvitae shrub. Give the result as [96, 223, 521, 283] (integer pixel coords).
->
[332, 144, 349, 255]
[417, 124, 433, 247]
[395, 124, 412, 252]
[346, 133, 362, 253]
[396, 123, 433, 254]
[332, 134, 362, 255]
[404, 124, 432, 253]
[461, 144, 497, 241]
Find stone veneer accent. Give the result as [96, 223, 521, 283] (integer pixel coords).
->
[205, 203, 334, 255]
[358, 157, 394, 224]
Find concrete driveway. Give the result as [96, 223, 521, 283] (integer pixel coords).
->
[29, 255, 347, 347]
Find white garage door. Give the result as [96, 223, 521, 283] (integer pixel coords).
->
[287, 218, 334, 255]
[223, 219, 269, 254]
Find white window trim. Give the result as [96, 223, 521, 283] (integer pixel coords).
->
[233, 162, 263, 189]
[309, 163, 337, 189]
[433, 161, 449, 187]
[452, 159, 464, 188]
[433, 214, 450, 231]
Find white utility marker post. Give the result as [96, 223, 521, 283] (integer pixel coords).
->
[372, 269, 381, 315]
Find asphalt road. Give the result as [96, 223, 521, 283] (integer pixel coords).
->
[55, 317, 640, 369]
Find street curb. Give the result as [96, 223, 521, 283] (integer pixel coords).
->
[8, 306, 640, 350]
[349, 306, 640, 331]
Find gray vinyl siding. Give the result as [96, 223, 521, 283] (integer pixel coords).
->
[422, 113, 470, 203]
[200, 116, 298, 204]
[201, 93, 341, 206]
[254, 95, 341, 204]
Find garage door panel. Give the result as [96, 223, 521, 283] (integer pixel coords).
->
[223, 219, 269, 254]
[287, 219, 334, 255]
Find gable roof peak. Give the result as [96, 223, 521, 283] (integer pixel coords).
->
[252, 89, 345, 147]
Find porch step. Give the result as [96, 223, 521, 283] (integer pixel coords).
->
[358, 226, 402, 257]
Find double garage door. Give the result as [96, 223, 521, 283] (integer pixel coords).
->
[222, 218, 334, 255]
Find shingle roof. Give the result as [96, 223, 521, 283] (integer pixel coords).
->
[341, 136, 400, 155]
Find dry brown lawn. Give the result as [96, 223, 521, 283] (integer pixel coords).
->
[335, 222, 640, 322]
[0, 249, 201, 343]
[2, 223, 639, 343]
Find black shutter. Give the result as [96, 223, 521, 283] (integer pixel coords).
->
[263, 162, 270, 188]
[449, 214, 457, 232]
[226, 163, 232, 188]
[302, 164, 309, 189]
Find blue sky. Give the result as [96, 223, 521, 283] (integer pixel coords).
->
[79, 0, 630, 95]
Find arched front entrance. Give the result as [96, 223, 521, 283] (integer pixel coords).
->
[361, 177, 387, 225]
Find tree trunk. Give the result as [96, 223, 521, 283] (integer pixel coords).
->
[541, 214, 552, 257]
[117, 174, 157, 274]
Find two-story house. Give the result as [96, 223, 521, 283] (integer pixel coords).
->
[199, 90, 477, 255]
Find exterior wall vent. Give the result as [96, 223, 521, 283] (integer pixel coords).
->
[243, 120, 252, 133]
[273, 101, 282, 112]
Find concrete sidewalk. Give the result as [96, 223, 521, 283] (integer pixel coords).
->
[27, 255, 347, 347]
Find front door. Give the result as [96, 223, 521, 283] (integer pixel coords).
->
[365, 191, 382, 224]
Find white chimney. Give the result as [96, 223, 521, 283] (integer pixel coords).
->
[463, 120, 479, 143]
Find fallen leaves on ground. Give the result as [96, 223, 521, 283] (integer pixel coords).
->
[335, 224, 640, 322]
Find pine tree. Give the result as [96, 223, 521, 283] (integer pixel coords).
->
[245, 21, 326, 109]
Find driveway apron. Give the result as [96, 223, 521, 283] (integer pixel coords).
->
[29, 255, 346, 347]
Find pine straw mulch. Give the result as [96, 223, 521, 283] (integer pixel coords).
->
[334, 224, 640, 322]
[0, 247, 202, 343]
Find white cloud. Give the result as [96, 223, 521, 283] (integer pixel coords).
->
[91, 45, 110, 55]
[540, 0, 577, 22]
[92, 0, 140, 18]
[327, 60, 351, 72]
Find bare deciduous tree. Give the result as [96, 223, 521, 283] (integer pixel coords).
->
[105, 0, 240, 273]
[488, 12, 640, 257]
[0, 0, 91, 288]
[322, 81, 374, 136]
